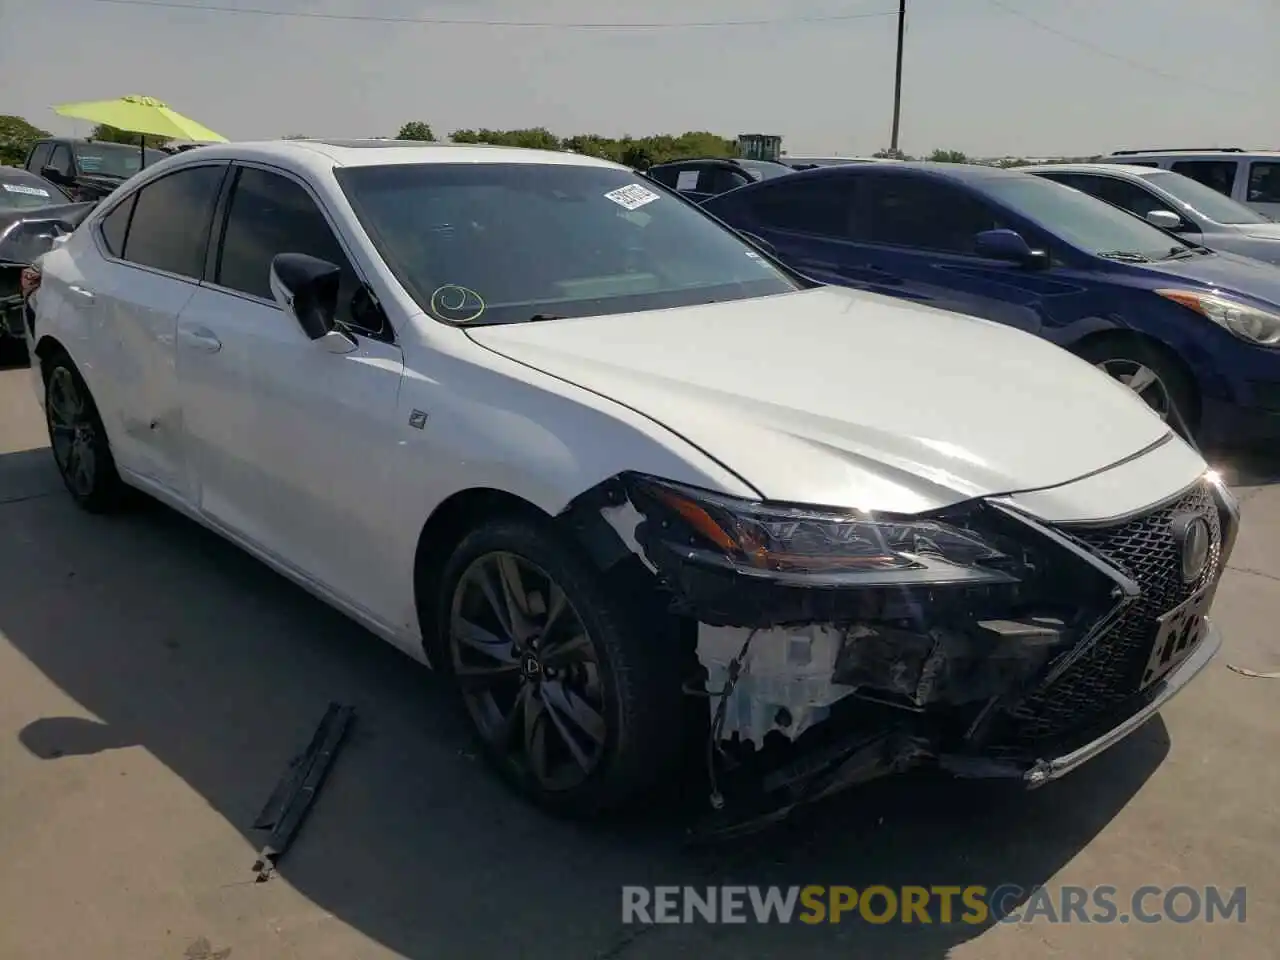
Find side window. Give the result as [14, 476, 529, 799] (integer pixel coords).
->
[1247, 162, 1280, 204]
[1083, 176, 1175, 220]
[853, 177, 1007, 255]
[216, 166, 383, 337]
[741, 180, 851, 236]
[646, 166, 681, 188]
[699, 167, 751, 196]
[27, 142, 52, 173]
[120, 165, 224, 279]
[1170, 160, 1237, 197]
[98, 195, 136, 258]
[48, 144, 73, 177]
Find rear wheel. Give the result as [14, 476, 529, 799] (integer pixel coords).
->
[43, 352, 127, 513]
[435, 515, 683, 817]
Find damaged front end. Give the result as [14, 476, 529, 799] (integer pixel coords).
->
[562, 470, 1238, 839]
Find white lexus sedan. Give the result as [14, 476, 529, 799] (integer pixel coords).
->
[23, 139, 1239, 830]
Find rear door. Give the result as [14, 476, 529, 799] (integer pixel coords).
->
[177, 162, 405, 609]
[62, 162, 227, 499]
[1246, 160, 1280, 219]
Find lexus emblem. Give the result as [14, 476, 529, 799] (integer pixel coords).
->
[1172, 514, 1212, 584]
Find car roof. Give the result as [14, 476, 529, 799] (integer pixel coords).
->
[1017, 162, 1165, 177]
[779, 161, 1029, 185]
[1106, 149, 1280, 159]
[176, 138, 627, 175]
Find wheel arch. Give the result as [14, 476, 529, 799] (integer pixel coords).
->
[411, 487, 555, 661]
[1071, 328, 1203, 425]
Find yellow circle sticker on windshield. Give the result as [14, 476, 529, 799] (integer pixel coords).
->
[430, 284, 486, 323]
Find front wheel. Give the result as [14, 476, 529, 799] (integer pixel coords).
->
[43, 352, 127, 512]
[435, 515, 683, 817]
[1076, 337, 1198, 440]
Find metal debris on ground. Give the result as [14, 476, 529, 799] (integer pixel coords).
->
[1226, 663, 1280, 679]
[251, 701, 355, 882]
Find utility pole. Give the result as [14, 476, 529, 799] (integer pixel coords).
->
[889, 0, 906, 153]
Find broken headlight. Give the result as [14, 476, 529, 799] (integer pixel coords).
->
[626, 475, 1020, 588]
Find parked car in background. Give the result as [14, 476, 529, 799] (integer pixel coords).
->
[21, 139, 1238, 832]
[1096, 148, 1280, 219]
[645, 156, 791, 203]
[24, 137, 168, 202]
[0, 166, 95, 355]
[702, 162, 1280, 450]
[1023, 163, 1280, 265]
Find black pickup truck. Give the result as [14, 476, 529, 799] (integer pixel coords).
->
[23, 137, 167, 203]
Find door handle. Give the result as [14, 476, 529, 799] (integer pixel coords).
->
[67, 284, 95, 302]
[178, 325, 222, 353]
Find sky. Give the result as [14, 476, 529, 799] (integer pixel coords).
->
[1, 0, 1277, 158]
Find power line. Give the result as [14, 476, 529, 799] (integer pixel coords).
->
[984, 0, 1246, 96]
[70, 0, 900, 29]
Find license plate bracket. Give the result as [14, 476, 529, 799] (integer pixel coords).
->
[1141, 587, 1212, 690]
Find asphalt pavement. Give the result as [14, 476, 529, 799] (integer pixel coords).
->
[0, 362, 1276, 960]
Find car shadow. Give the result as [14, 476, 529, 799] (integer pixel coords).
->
[0, 446, 1174, 958]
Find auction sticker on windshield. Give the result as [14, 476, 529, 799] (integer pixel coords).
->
[2, 184, 51, 198]
[604, 183, 660, 211]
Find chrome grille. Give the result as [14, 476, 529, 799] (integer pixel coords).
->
[1004, 481, 1221, 744]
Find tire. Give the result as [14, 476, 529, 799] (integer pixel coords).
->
[42, 350, 127, 513]
[1075, 336, 1199, 440]
[434, 514, 684, 817]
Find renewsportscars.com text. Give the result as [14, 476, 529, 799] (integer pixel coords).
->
[621, 884, 1247, 925]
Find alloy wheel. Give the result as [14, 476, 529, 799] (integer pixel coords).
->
[1096, 358, 1172, 420]
[47, 367, 97, 496]
[448, 551, 608, 791]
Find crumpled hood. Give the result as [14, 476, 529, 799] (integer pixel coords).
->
[467, 287, 1175, 513]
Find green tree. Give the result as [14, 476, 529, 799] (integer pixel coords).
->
[396, 121, 435, 142]
[927, 148, 969, 163]
[0, 115, 51, 166]
[90, 123, 170, 150]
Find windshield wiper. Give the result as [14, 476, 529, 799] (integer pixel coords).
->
[525, 313, 565, 323]
[1096, 250, 1152, 263]
[1160, 246, 1198, 260]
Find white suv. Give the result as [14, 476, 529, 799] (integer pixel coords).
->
[22, 139, 1239, 831]
[1097, 148, 1280, 219]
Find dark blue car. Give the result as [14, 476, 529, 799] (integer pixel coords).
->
[701, 162, 1280, 449]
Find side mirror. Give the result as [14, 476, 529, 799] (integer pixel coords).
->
[40, 165, 70, 185]
[269, 252, 357, 353]
[1145, 209, 1184, 231]
[974, 228, 1049, 269]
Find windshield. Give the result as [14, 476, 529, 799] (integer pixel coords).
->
[981, 174, 1191, 260]
[73, 142, 168, 179]
[337, 162, 800, 326]
[0, 170, 67, 210]
[1143, 170, 1270, 225]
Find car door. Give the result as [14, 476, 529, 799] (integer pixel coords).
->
[1246, 160, 1280, 219]
[176, 162, 406, 611]
[60, 162, 227, 499]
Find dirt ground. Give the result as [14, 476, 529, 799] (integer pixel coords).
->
[1, 362, 1276, 960]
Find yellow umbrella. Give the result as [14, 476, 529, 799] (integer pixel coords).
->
[52, 95, 227, 169]
[53, 94, 227, 142]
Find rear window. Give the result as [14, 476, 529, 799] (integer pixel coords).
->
[336, 162, 798, 326]
[0, 169, 67, 210]
[1169, 160, 1238, 197]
